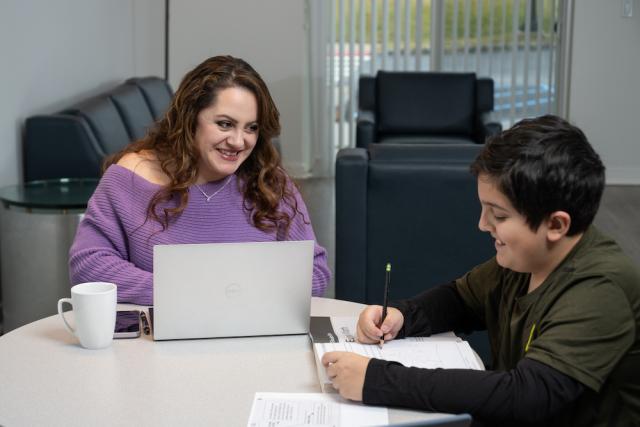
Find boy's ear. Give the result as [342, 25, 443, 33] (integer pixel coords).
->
[546, 211, 571, 242]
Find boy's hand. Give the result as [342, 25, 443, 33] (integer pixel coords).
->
[356, 305, 404, 344]
[321, 351, 370, 401]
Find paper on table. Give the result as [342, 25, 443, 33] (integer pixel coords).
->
[310, 317, 482, 392]
[317, 337, 482, 369]
[247, 392, 388, 427]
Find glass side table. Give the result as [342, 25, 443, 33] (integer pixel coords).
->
[0, 178, 98, 333]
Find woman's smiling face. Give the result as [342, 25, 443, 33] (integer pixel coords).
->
[194, 86, 259, 183]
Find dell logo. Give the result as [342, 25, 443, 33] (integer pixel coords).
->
[225, 283, 242, 298]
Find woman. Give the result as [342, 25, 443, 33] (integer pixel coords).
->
[69, 55, 331, 305]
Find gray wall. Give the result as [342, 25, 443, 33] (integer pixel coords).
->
[0, 0, 164, 187]
[568, 1, 640, 184]
[168, 0, 310, 177]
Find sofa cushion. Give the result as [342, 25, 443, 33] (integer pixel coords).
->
[379, 135, 477, 145]
[368, 142, 482, 164]
[126, 77, 173, 120]
[376, 71, 476, 136]
[64, 96, 131, 156]
[109, 84, 155, 140]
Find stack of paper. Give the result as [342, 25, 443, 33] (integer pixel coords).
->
[309, 317, 483, 392]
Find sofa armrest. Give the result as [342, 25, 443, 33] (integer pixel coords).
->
[475, 114, 502, 143]
[473, 77, 501, 143]
[335, 148, 368, 303]
[476, 77, 495, 113]
[356, 110, 375, 149]
[24, 115, 105, 182]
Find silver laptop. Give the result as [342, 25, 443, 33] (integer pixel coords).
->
[152, 240, 314, 340]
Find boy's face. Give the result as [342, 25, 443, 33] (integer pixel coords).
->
[476, 174, 550, 274]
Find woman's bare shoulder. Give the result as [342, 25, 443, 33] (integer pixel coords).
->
[116, 151, 170, 185]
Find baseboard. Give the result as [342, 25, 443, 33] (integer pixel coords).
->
[606, 167, 640, 185]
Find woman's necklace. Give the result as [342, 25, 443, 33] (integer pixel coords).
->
[194, 175, 233, 202]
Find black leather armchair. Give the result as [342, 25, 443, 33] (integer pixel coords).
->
[23, 77, 173, 182]
[335, 143, 496, 363]
[357, 72, 502, 149]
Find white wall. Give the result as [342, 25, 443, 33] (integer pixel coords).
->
[168, 0, 310, 177]
[568, 1, 640, 184]
[0, 0, 164, 187]
[133, 0, 166, 78]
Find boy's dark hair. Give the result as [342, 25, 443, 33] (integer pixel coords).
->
[470, 115, 605, 236]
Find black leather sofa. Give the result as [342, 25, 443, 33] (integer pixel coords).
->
[357, 71, 502, 149]
[335, 143, 496, 363]
[23, 77, 173, 182]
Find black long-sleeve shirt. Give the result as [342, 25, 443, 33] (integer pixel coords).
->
[362, 283, 584, 426]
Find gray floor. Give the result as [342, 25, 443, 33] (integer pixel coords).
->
[297, 178, 640, 298]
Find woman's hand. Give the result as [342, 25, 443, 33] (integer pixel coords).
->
[356, 305, 404, 344]
[321, 351, 371, 401]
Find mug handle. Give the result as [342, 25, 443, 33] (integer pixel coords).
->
[57, 298, 75, 335]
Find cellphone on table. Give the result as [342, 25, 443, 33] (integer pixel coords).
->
[114, 310, 141, 338]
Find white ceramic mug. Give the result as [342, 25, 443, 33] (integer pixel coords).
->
[57, 282, 117, 349]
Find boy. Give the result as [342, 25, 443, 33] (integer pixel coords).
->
[322, 115, 640, 426]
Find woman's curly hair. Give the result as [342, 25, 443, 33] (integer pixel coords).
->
[106, 55, 301, 235]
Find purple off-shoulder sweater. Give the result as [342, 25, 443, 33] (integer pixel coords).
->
[69, 165, 331, 305]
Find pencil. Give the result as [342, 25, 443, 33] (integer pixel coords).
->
[379, 262, 391, 348]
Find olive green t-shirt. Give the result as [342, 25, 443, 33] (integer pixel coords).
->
[456, 226, 640, 426]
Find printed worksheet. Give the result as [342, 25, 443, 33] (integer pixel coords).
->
[247, 392, 388, 427]
[309, 317, 482, 391]
[318, 336, 481, 369]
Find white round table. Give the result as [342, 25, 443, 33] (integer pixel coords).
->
[0, 297, 458, 426]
